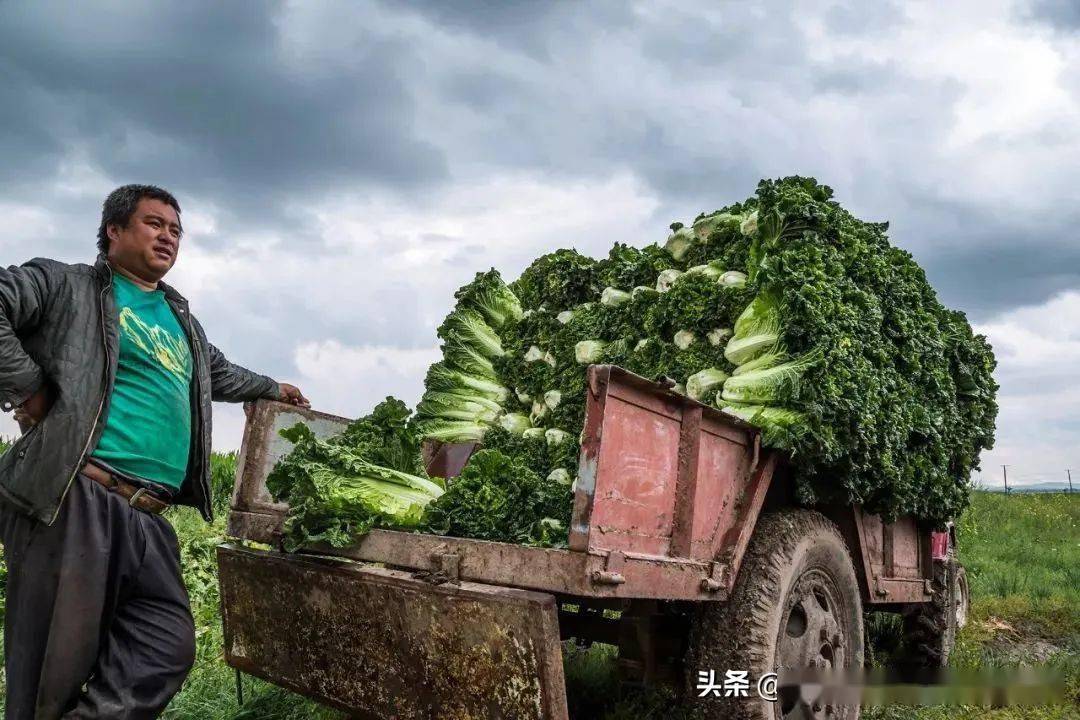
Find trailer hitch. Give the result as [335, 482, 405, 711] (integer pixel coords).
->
[413, 551, 462, 585]
[590, 550, 626, 586]
[700, 561, 729, 593]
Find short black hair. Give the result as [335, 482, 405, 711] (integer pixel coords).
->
[96, 184, 183, 253]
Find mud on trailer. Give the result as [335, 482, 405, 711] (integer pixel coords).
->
[217, 365, 969, 720]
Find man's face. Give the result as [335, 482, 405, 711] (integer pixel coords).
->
[106, 198, 182, 282]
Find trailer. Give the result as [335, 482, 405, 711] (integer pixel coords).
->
[218, 365, 967, 720]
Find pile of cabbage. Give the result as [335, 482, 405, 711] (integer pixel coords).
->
[269, 177, 997, 549]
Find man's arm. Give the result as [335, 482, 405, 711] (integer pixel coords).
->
[0, 263, 51, 413]
[206, 342, 308, 407]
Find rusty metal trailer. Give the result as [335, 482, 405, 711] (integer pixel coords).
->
[219, 365, 962, 720]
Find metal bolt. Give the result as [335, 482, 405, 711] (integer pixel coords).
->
[591, 570, 626, 586]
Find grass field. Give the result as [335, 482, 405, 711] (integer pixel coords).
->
[1, 452, 1077, 718]
[860, 490, 1079, 720]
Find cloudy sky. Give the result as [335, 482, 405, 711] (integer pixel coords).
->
[1, 0, 1077, 489]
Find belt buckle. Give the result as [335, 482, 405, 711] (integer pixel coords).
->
[129, 487, 148, 508]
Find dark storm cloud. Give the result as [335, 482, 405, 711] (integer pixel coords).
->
[0, 70, 70, 187]
[0, 0, 1075, 470]
[878, 185, 1080, 319]
[400, 1, 635, 58]
[420, 2, 815, 205]
[0, 0, 1076, 327]
[400, 1, 569, 37]
[634, 2, 809, 78]
[189, 275, 437, 385]
[0, 1, 447, 247]
[813, 62, 904, 95]
[1024, 0, 1080, 29]
[922, 235, 1080, 320]
[914, 232, 1080, 320]
[823, 1, 905, 35]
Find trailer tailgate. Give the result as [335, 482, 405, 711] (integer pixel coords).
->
[218, 543, 569, 720]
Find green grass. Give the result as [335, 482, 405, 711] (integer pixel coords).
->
[862, 491, 1080, 720]
[0, 452, 1076, 718]
[560, 492, 1080, 719]
[162, 454, 343, 720]
[959, 492, 1079, 627]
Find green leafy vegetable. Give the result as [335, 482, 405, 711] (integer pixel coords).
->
[724, 291, 782, 365]
[274, 175, 998, 551]
[655, 268, 684, 292]
[545, 428, 571, 446]
[424, 362, 509, 403]
[510, 249, 601, 312]
[547, 468, 572, 485]
[415, 393, 499, 423]
[575, 340, 606, 364]
[707, 328, 732, 346]
[686, 368, 729, 401]
[452, 269, 524, 328]
[411, 418, 488, 443]
[420, 449, 573, 547]
[719, 270, 748, 288]
[497, 412, 532, 436]
[600, 287, 632, 306]
[441, 336, 498, 379]
[673, 330, 696, 350]
[664, 224, 695, 261]
[720, 351, 820, 405]
[522, 427, 547, 441]
[267, 399, 443, 550]
[438, 309, 505, 359]
[731, 350, 787, 376]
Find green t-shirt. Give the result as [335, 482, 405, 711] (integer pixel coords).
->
[91, 273, 193, 490]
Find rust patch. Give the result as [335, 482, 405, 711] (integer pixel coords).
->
[233, 401, 351, 516]
[219, 544, 568, 720]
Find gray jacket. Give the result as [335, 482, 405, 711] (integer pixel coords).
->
[0, 254, 279, 525]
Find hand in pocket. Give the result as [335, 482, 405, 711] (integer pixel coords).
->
[14, 383, 55, 432]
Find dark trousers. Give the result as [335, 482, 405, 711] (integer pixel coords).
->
[0, 474, 195, 719]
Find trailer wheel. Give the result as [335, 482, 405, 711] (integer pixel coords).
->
[899, 555, 959, 666]
[684, 510, 864, 720]
[954, 565, 969, 630]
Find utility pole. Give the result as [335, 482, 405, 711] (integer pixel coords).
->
[1068, 469, 1073, 495]
[1002, 464, 1009, 495]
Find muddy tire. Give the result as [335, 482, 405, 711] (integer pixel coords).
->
[954, 565, 969, 630]
[683, 510, 864, 720]
[898, 557, 956, 666]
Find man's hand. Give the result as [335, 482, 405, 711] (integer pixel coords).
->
[277, 382, 311, 408]
[14, 383, 55, 431]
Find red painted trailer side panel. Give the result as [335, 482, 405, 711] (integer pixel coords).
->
[228, 367, 935, 605]
[570, 366, 765, 577]
[686, 416, 758, 562]
[584, 392, 683, 556]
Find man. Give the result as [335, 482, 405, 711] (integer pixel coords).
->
[0, 184, 309, 719]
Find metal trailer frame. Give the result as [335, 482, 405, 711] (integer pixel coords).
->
[219, 365, 951, 719]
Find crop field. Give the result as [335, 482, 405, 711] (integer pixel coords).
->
[0, 452, 1076, 718]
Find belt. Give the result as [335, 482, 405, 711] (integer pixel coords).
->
[81, 463, 171, 515]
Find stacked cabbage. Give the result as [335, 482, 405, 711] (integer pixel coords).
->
[419, 177, 997, 527]
[273, 176, 997, 549]
[411, 271, 522, 442]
